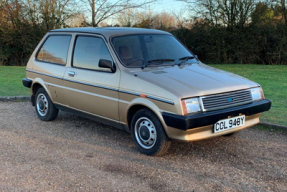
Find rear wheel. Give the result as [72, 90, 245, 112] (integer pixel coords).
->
[35, 88, 59, 121]
[131, 109, 171, 156]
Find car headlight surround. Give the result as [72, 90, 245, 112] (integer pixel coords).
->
[181, 98, 202, 115]
[250, 87, 264, 101]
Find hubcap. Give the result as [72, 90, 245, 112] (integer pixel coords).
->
[36, 93, 48, 116]
[39, 100, 45, 110]
[139, 126, 150, 141]
[134, 117, 157, 149]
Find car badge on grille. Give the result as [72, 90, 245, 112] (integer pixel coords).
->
[227, 97, 233, 102]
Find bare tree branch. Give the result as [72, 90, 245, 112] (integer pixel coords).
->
[81, 0, 157, 27]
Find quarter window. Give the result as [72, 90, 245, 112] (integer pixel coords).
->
[37, 35, 71, 65]
[73, 36, 113, 71]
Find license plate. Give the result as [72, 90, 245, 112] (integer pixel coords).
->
[214, 115, 245, 133]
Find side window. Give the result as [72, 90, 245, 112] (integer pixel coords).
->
[73, 36, 113, 71]
[37, 35, 71, 65]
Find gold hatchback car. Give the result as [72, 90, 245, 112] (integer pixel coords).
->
[22, 27, 271, 156]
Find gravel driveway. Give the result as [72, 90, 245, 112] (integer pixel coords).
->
[0, 101, 286, 191]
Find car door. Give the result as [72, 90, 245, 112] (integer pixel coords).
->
[63, 34, 120, 121]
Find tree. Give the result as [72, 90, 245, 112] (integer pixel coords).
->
[65, 13, 87, 27]
[37, 0, 76, 30]
[272, 0, 287, 27]
[133, 11, 152, 28]
[251, 2, 274, 25]
[116, 8, 135, 27]
[172, 8, 190, 28]
[178, 0, 258, 29]
[0, 0, 77, 65]
[153, 12, 176, 30]
[81, 0, 157, 27]
[0, 0, 42, 65]
[0, 0, 23, 28]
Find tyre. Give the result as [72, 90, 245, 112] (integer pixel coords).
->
[35, 88, 59, 121]
[131, 108, 171, 156]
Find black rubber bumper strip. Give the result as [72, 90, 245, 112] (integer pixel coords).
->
[162, 99, 272, 130]
[22, 78, 32, 88]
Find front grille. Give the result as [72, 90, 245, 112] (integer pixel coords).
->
[201, 89, 252, 111]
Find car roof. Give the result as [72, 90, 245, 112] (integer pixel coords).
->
[50, 27, 171, 38]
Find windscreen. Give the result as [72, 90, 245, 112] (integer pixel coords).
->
[111, 34, 196, 67]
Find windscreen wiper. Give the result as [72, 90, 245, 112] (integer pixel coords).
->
[177, 56, 195, 66]
[142, 58, 175, 69]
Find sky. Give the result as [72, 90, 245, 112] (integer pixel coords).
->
[105, 0, 190, 25]
[146, 0, 186, 13]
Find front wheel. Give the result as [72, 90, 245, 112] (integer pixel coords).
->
[35, 88, 59, 121]
[131, 109, 171, 156]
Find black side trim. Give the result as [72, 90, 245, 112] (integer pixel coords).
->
[54, 104, 126, 131]
[119, 90, 174, 105]
[162, 99, 272, 130]
[146, 95, 174, 105]
[119, 90, 140, 96]
[22, 78, 32, 88]
[26, 69, 62, 79]
[63, 78, 118, 91]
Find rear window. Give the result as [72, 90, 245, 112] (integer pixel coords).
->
[37, 35, 71, 65]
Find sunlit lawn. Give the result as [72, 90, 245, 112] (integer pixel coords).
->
[210, 64, 287, 126]
[0, 66, 30, 96]
[0, 65, 286, 126]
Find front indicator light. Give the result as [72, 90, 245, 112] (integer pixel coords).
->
[250, 87, 264, 101]
[181, 98, 201, 115]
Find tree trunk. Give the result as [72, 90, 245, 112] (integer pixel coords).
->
[92, 0, 95, 27]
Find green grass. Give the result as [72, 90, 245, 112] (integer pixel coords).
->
[0, 66, 30, 96]
[0, 64, 286, 126]
[254, 125, 287, 133]
[210, 64, 287, 126]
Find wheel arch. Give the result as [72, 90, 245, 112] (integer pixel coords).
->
[31, 79, 53, 102]
[127, 104, 146, 129]
[32, 83, 43, 95]
[126, 99, 168, 133]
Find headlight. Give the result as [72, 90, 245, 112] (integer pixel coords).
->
[250, 87, 264, 101]
[181, 98, 201, 115]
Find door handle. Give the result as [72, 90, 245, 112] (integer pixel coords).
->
[68, 71, 75, 77]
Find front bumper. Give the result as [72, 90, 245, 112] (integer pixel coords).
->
[22, 78, 32, 88]
[162, 99, 271, 131]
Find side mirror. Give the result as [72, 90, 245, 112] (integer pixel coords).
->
[99, 59, 116, 72]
